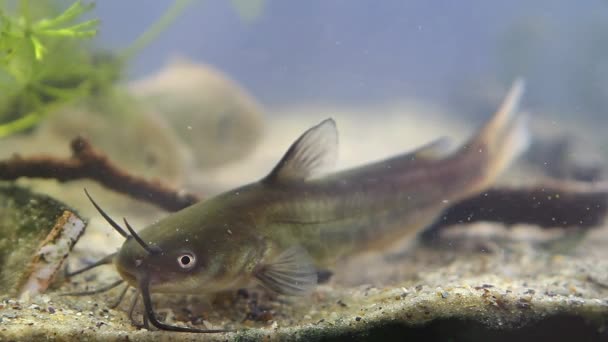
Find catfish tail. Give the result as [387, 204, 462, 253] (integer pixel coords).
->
[456, 79, 530, 195]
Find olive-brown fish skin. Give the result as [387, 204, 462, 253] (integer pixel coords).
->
[115, 80, 528, 296]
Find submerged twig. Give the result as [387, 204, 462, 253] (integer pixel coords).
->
[1, 137, 606, 235]
[422, 180, 608, 241]
[0, 136, 200, 211]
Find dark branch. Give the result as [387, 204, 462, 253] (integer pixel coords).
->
[1, 137, 606, 236]
[421, 180, 608, 241]
[0, 136, 200, 211]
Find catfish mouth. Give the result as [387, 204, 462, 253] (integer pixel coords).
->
[82, 189, 230, 332]
[115, 264, 138, 286]
[116, 263, 164, 287]
[117, 262, 177, 290]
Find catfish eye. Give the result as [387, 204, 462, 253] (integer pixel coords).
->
[177, 253, 196, 270]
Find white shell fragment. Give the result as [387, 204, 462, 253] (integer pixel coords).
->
[19, 211, 86, 299]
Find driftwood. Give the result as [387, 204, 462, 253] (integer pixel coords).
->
[421, 180, 608, 241]
[0, 137, 606, 234]
[0, 137, 199, 211]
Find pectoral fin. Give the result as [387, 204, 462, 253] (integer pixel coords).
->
[254, 246, 318, 296]
[264, 118, 338, 183]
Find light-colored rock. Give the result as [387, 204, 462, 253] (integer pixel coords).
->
[129, 57, 265, 170]
[40, 97, 187, 184]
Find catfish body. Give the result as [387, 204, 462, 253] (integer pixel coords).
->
[114, 80, 529, 296]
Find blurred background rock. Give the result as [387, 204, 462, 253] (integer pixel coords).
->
[128, 57, 264, 172]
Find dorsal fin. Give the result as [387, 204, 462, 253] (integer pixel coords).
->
[264, 118, 338, 183]
[408, 137, 452, 161]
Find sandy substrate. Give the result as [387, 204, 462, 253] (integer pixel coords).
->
[1, 104, 608, 340]
[2, 233, 608, 341]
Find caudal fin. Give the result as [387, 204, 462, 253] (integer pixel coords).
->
[463, 79, 530, 193]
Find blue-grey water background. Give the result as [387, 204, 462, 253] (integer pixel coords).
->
[2, 3, 608, 340]
[96, 0, 608, 121]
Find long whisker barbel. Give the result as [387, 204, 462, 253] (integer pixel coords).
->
[84, 188, 129, 238]
[109, 283, 131, 309]
[123, 218, 162, 254]
[138, 275, 232, 333]
[60, 190, 125, 280]
[64, 252, 116, 278]
[60, 191, 132, 307]
[78, 189, 230, 333]
[60, 279, 125, 296]
[84, 189, 162, 255]
[128, 292, 140, 324]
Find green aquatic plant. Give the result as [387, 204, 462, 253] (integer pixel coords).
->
[0, 0, 268, 138]
[0, 0, 115, 137]
[0, 0, 198, 138]
[0, 0, 98, 61]
[121, 0, 267, 61]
